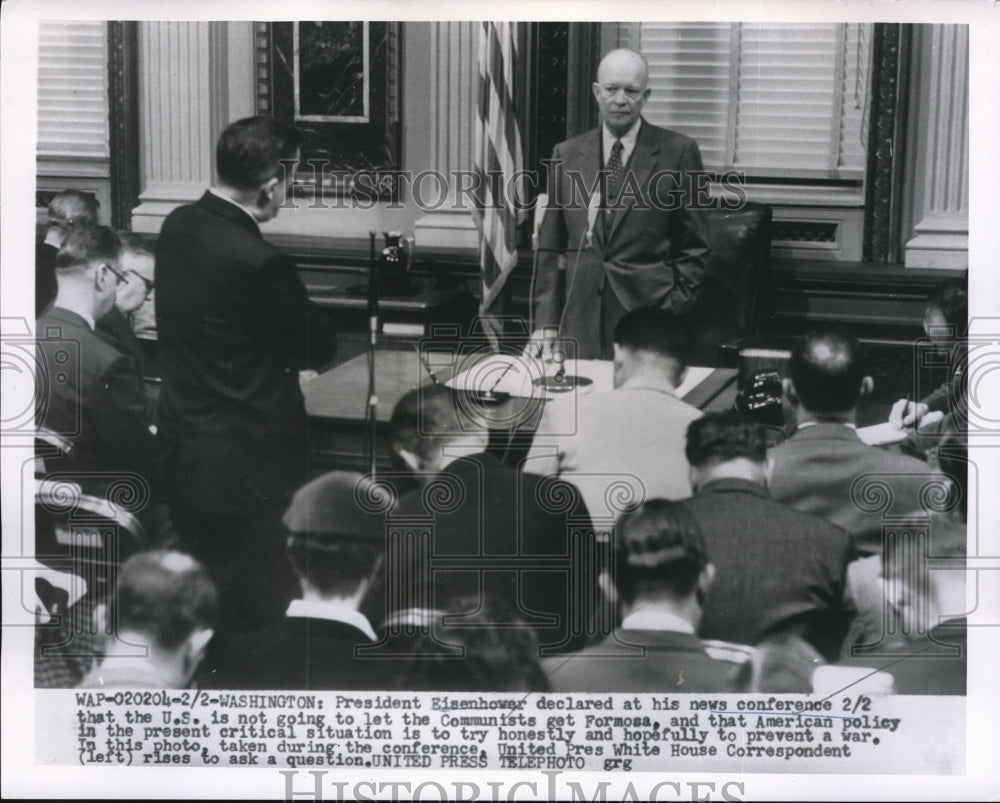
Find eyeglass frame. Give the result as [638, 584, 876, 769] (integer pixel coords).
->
[125, 269, 155, 295]
[96, 262, 129, 286]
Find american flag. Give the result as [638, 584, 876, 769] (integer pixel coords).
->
[473, 22, 527, 336]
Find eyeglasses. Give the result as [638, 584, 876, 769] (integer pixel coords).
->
[98, 263, 129, 286]
[126, 269, 155, 295]
[597, 84, 645, 102]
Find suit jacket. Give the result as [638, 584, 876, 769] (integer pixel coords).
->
[208, 617, 392, 690]
[534, 120, 710, 359]
[96, 306, 144, 379]
[840, 618, 966, 695]
[525, 376, 701, 522]
[768, 424, 942, 556]
[364, 452, 598, 653]
[36, 241, 59, 317]
[155, 192, 337, 514]
[543, 628, 738, 692]
[680, 478, 857, 662]
[36, 306, 155, 485]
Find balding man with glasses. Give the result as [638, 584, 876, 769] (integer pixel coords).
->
[36, 224, 157, 485]
[530, 48, 710, 361]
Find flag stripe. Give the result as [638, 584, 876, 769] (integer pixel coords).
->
[474, 22, 525, 314]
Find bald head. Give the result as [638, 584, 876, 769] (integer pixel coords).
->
[594, 49, 651, 137]
[787, 329, 870, 416]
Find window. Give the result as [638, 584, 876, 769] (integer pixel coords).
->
[37, 21, 110, 161]
[634, 22, 871, 181]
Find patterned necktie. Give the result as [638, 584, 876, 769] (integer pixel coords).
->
[606, 139, 624, 208]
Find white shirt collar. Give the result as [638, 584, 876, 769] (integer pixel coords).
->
[620, 609, 695, 634]
[208, 187, 262, 228]
[617, 373, 678, 396]
[602, 117, 642, 165]
[796, 420, 856, 431]
[285, 599, 377, 641]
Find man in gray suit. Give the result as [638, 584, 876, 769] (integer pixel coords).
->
[530, 48, 710, 360]
[769, 329, 942, 557]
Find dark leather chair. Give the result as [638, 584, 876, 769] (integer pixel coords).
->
[689, 202, 773, 366]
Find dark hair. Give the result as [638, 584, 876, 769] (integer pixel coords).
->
[115, 551, 217, 650]
[390, 384, 466, 463]
[613, 306, 691, 366]
[47, 189, 99, 231]
[615, 500, 707, 603]
[391, 596, 550, 693]
[926, 278, 968, 335]
[789, 328, 866, 414]
[287, 535, 380, 596]
[685, 410, 768, 468]
[216, 116, 304, 191]
[55, 224, 120, 273]
[115, 230, 153, 258]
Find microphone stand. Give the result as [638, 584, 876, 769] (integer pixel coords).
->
[366, 231, 379, 478]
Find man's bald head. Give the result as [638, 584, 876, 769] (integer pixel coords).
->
[593, 48, 651, 137]
[597, 48, 650, 88]
[788, 329, 868, 415]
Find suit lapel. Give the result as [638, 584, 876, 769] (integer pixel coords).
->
[605, 120, 659, 245]
[571, 130, 605, 248]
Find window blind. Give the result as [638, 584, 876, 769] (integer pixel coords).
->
[639, 22, 871, 180]
[37, 21, 109, 160]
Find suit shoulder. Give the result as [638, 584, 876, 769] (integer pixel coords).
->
[642, 121, 697, 147]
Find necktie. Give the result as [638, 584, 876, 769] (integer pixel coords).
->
[606, 139, 624, 208]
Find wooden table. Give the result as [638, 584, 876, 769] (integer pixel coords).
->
[304, 346, 737, 473]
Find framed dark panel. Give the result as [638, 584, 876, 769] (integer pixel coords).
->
[107, 21, 141, 230]
[863, 23, 910, 264]
[256, 21, 402, 199]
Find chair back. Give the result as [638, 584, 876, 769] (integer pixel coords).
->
[689, 202, 773, 365]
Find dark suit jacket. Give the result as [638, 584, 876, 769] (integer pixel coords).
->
[36, 241, 59, 317]
[36, 306, 155, 485]
[208, 617, 392, 690]
[155, 192, 337, 514]
[680, 478, 857, 662]
[769, 424, 941, 556]
[543, 628, 738, 692]
[96, 306, 144, 379]
[841, 619, 966, 695]
[533, 119, 710, 358]
[364, 453, 598, 653]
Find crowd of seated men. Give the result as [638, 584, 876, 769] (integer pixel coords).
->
[33, 190, 967, 696]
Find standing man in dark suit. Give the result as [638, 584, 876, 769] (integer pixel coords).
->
[155, 116, 338, 636]
[530, 48, 710, 360]
[36, 224, 156, 486]
[680, 411, 857, 662]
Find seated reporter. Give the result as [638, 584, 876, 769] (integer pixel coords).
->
[78, 551, 217, 689]
[207, 472, 393, 690]
[543, 500, 743, 693]
[36, 224, 157, 489]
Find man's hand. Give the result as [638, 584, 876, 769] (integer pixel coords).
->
[889, 398, 930, 429]
[523, 328, 557, 362]
[298, 369, 319, 388]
